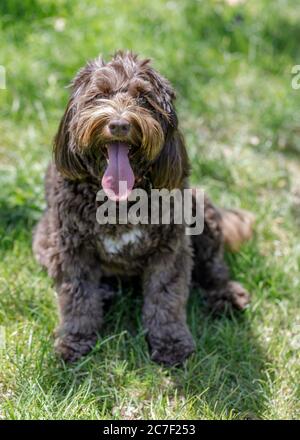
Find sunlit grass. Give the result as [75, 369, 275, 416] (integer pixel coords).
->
[0, 0, 299, 420]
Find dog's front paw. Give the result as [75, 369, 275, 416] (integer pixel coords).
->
[54, 333, 98, 363]
[149, 328, 195, 366]
[206, 281, 250, 315]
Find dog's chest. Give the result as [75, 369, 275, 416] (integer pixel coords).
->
[101, 228, 144, 256]
[96, 225, 154, 267]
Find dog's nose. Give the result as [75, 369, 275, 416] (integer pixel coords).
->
[108, 119, 130, 136]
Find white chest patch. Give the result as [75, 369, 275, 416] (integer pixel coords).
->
[102, 229, 143, 255]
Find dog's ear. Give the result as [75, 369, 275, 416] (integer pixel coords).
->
[53, 97, 88, 180]
[150, 127, 190, 190]
[142, 63, 190, 188]
[143, 65, 176, 115]
[53, 59, 104, 180]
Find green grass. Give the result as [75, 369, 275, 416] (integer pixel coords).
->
[0, 0, 300, 420]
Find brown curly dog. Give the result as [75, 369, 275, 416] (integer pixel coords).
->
[33, 51, 254, 365]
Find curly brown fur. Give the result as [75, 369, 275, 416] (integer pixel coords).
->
[33, 51, 252, 365]
[220, 208, 255, 252]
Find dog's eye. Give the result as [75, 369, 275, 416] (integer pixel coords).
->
[95, 93, 110, 100]
[137, 96, 148, 106]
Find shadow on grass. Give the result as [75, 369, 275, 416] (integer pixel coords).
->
[23, 279, 269, 420]
[176, 293, 267, 419]
[0, 198, 41, 251]
[0, 203, 39, 228]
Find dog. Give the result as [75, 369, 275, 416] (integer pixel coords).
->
[33, 51, 254, 365]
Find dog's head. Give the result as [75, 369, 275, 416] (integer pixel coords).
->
[54, 51, 189, 200]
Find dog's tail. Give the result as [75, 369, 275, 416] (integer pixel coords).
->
[219, 208, 255, 252]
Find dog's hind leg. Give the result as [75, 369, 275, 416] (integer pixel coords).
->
[192, 196, 251, 315]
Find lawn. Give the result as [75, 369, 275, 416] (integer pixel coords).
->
[0, 0, 299, 420]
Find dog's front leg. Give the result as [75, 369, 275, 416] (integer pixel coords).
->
[142, 244, 195, 366]
[54, 248, 108, 363]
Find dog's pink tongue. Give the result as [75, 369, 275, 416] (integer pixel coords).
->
[101, 142, 135, 201]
